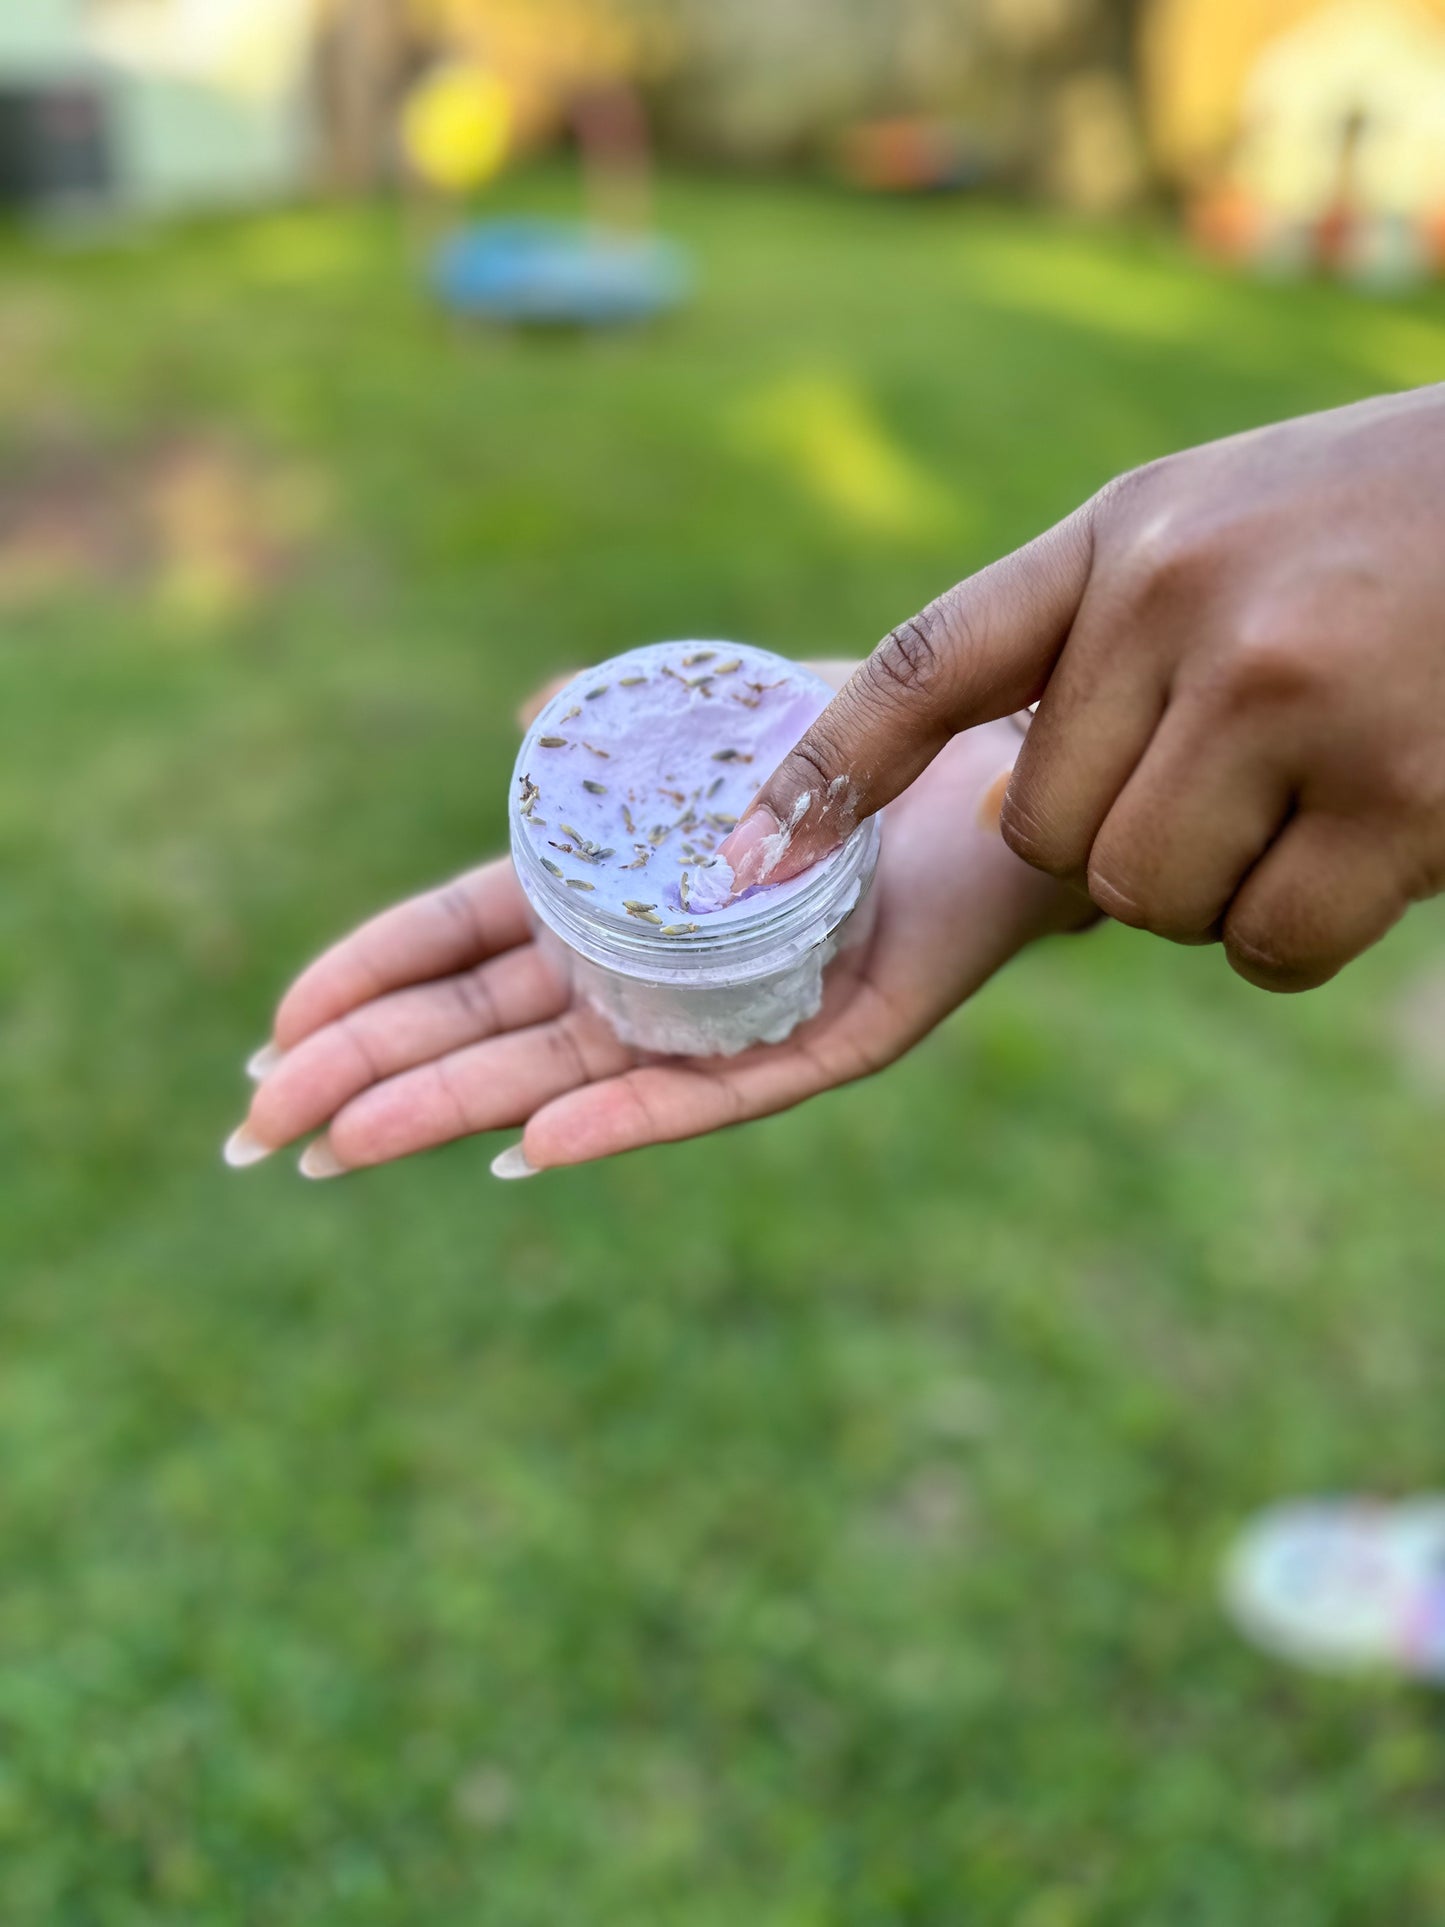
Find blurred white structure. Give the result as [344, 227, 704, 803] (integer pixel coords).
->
[0, 0, 312, 216]
[1237, 0, 1445, 223]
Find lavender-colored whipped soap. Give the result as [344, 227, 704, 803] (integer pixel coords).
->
[509, 642, 880, 1056]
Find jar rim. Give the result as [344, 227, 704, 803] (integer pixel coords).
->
[509, 644, 879, 981]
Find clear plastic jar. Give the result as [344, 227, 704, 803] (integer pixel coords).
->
[509, 645, 881, 1056]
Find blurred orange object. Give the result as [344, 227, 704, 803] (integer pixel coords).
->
[1187, 182, 1268, 263]
[833, 117, 987, 195]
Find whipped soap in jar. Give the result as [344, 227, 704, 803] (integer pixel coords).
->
[509, 642, 880, 1056]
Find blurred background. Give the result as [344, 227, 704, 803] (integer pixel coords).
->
[3, 2, 1445, 1920]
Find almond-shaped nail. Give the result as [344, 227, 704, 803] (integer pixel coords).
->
[246, 1041, 284, 1082]
[717, 806, 780, 896]
[223, 1123, 273, 1168]
[491, 1141, 540, 1181]
[299, 1139, 347, 1181]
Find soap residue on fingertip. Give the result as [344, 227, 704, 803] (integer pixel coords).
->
[753, 789, 813, 888]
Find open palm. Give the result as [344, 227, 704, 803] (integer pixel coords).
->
[227, 678, 1080, 1179]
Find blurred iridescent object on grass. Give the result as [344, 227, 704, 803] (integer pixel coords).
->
[1146, 0, 1445, 288]
[1223, 1499, 1445, 1680]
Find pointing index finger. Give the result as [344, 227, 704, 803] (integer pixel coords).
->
[719, 503, 1097, 892]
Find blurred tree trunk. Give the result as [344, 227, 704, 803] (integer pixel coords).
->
[313, 0, 414, 193]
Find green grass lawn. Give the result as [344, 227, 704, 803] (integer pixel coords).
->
[2, 171, 1445, 1924]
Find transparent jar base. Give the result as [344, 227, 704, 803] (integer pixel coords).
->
[531, 862, 879, 1057]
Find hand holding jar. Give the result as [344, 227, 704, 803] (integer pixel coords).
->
[224, 651, 1080, 1181]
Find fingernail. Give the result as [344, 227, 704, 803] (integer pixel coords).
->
[223, 1123, 273, 1169]
[490, 1140, 540, 1181]
[299, 1139, 347, 1181]
[718, 807, 780, 895]
[978, 769, 1012, 832]
[246, 1041, 284, 1082]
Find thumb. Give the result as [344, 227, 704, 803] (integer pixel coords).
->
[719, 501, 1097, 892]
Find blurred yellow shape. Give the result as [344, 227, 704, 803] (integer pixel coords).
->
[420, 0, 674, 89]
[972, 226, 1445, 384]
[232, 213, 371, 285]
[965, 233, 1210, 346]
[733, 374, 960, 541]
[1340, 306, 1445, 387]
[401, 61, 514, 193]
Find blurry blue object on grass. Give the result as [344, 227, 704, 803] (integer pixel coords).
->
[431, 218, 691, 327]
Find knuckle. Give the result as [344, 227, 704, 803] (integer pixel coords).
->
[431, 1054, 482, 1133]
[449, 964, 501, 1033]
[1222, 922, 1330, 995]
[337, 1010, 385, 1083]
[554, 1007, 627, 1086]
[1086, 830, 1221, 944]
[1093, 456, 1167, 525]
[546, 1015, 594, 1087]
[435, 880, 481, 940]
[1211, 613, 1319, 712]
[997, 784, 1072, 877]
[869, 602, 951, 702]
[1121, 512, 1223, 612]
[774, 728, 842, 800]
[1086, 863, 1216, 944]
[1098, 453, 1207, 570]
[1371, 749, 1445, 831]
[1415, 832, 1445, 900]
[611, 1071, 667, 1145]
[1084, 858, 1150, 929]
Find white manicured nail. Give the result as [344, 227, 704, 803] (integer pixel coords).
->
[246, 1042, 284, 1082]
[299, 1140, 347, 1181]
[491, 1141, 539, 1181]
[223, 1123, 273, 1168]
